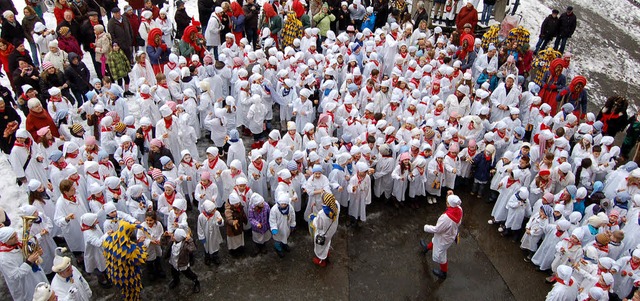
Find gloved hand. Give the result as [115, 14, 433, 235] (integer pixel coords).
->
[271, 229, 279, 235]
[550, 84, 557, 90]
[90, 43, 95, 49]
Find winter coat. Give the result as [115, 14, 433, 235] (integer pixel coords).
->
[94, 32, 111, 61]
[146, 28, 170, 65]
[539, 14, 560, 38]
[472, 152, 496, 182]
[8, 49, 34, 73]
[174, 8, 191, 40]
[64, 55, 91, 94]
[106, 49, 132, 81]
[557, 12, 577, 38]
[0, 19, 26, 47]
[107, 16, 134, 53]
[205, 14, 223, 47]
[39, 69, 71, 100]
[243, 3, 260, 30]
[312, 11, 334, 37]
[455, 6, 478, 32]
[225, 202, 247, 236]
[79, 19, 103, 50]
[57, 35, 82, 58]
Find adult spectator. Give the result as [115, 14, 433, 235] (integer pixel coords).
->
[349, 0, 366, 29]
[25, 97, 59, 139]
[554, 6, 576, 53]
[230, 2, 245, 44]
[0, 39, 15, 85]
[8, 43, 34, 72]
[456, 2, 478, 33]
[53, 0, 73, 24]
[143, 0, 160, 19]
[12, 58, 41, 97]
[68, 0, 90, 24]
[64, 52, 91, 104]
[124, 6, 142, 51]
[243, 0, 260, 48]
[56, 9, 81, 41]
[1, 11, 26, 48]
[174, 0, 191, 40]
[373, 0, 388, 28]
[56, 26, 82, 59]
[146, 28, 171, 74]
[205, 7, 224, 59]
[0, 96, 21, 154]
[313, 4, 335, 42]
[413, 1, 429, 26]
[198, 0, 215, 36]
[39, 61, 74, 102]
[336, 2, 352, 32]
[79, 11, 103, 75]
[430, 0, 446, 25]
[21, 6, 44, 66]
[0, 0, 17, 18]
[480, 0, 495, 25]
[107, 7, 134, 62]
[534, 9, 559, 53]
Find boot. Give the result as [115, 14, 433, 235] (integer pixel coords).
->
[283, 243, 290, 253]
[211, 252, 221, 265]
[251, 244, 260, 257]
[274, 242, 285, 258]
[168, 278, 180, 288]
[432, 268, 447, 279]
[419, 239, 430, 254]
[192, 280, 201, 293]
[98, 273, 112, 289]
[204, 254, 211, 266]
[260, 244, 268, 254]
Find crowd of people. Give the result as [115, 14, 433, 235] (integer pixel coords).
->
[0, 0, 638, 299]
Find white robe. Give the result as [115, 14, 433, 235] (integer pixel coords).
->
[197, 211, 224, 254]
[505, 196, 531, 230]
[311, 208, 339, 260]
[391, 165, 410, 202]
[27, 213, 57, 275]
[426, 160, 446, 197]
[195, 182, 219, 212]
[531, 225, 568, 270]
[520, 214, 549, 252]
[544, 279, 578, 301]
[424, 209, 462, 264]
[372, 157, 394, 199]
[269, 205, 296, 244]
[347, 174, 371, 221]
[82, 227, 108, 272]
[491, 177, 521, 222]
[155, 116, 182, 160]
[138, 221, 164, 261]
[54, 196, 89, 252]
[247, 161, 268, 202]
[51, 266, 92, 301]
[302, 176, 331, 220]
[9, 145, 48, 186]
[0, 247, 48, 301]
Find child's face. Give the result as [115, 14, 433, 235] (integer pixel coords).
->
[108, 211, 117, 218]
[165, 186, 174, 194]
[145, 216, 156, 226]
[539, 208, 546, 219]
[173, 207, 181, 214]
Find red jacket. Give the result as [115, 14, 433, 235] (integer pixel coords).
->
[57, 36, 82, 57]
[26, 110, 59, 139]
[456, 7, 478, 33]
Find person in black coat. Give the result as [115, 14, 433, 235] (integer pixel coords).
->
[554, 6, 577, 53]
[56, 10, 82, 41]
[243, 0, 260, 48]
[148, 142, 174, 170]
[79, 11, 103, 78]
[12, 58, 40, 96]
[174, 1, 191, 40]
[534, 9, 560, 53]
[0, 96, 21, 154]
[336, 2, 352, 31]
[198, 0, 215, 37]
[39, 66, 74, 103]
[373, 0, 388, 29]
[1, 11, 26, 48]
[64, 52, 92, 105]
[413, 2, 429, 27]
[8, 43, 34, 72]
[107, 7, 134, 62]
[134, 124, 155, 158]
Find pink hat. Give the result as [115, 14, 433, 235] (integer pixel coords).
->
[150, 139, 163, 148]
[150, 168, 163, 179]
[85, 136, 97, 146]
[233, 57, 243, 66]
[123, 156, 135, 165]
[468, 139, 476, 147]
[166, 101, 177, 112]
[449, 142, 460, 153]
[201, 171, 211, 181]
[399, 152, 410, 161]
[203, 54, 213, 64]
[164, 180, 176, 189]
[42, 61, 54, 70]
[106, 111, 120, 122]
[36, 126, 50, 137]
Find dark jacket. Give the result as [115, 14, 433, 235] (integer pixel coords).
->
[12, 65, 40, 96]
[198, 0, 215, 31]
[558, 12, 577, 38]
[336, 9, 352, 31]
[413, 8, 429, 26]
[8, 48, 34, 72]
[64, 53, 92, 94]
[149, 147, 174, 170]
[539, 14, 560, 38]
[39, 70, 71, 100]
[134, 126, 155, 154]
[174, 8, 191, 40]
[225, 201, 247, 236]
[56, 19, 82, 43]
[21, 15, 43, 44]
[174, 238, 196, 269]
[472, 152, 497, 182]
[79, 19, 104, 50]
[243, 3, 260, 30]
[0, 104, 21, 154]
[107, 16, 134, 52]
[0, 19, 26, 47]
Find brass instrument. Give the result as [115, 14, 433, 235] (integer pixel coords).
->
[21, 215, 43, 265]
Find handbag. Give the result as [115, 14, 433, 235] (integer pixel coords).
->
[315, 218, 335, 246]
[432, 179, 441, 190]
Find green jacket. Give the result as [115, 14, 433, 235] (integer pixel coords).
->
[107, 49, 131, 81]
[313, 12, 335, 37]
[177, 40, 195, 59]
[269, 15, 282, 35]
[301, 14, 311, 29]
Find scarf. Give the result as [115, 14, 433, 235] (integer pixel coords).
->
[182, 159, 193, 167]
[208, 156, 219, 169]
[0, 241, 21, 252]
[81, 224, 93, 231]
[63, 194, 77, 203]
[164, 192, 175, 206]
[203, 210, 216, 219]
[88, 194, 105, 204]
[253, 159, 264, 171]
[555, 230, 565, 237]
[437, 161, 444, 173]
[53, 160, 68, 170]
[506, 178, 519, 188]
[164, 116, 173, 129]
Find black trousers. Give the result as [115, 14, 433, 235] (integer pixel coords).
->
[171, 266, 198, 282]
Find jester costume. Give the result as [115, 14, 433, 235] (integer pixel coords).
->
[103, 221, 148, 301]
[531, 47, 562, 87]
[281, 11, 303, 48]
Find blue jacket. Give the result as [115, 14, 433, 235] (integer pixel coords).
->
[146, 45, 170, 65]
[472, 152, 497, 182]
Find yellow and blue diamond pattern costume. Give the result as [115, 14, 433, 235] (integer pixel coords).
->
[102, 220, 148, 301]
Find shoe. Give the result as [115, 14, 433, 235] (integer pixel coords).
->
[123, 91, 134, 97]
[283, 244, 291, 252]
[419, 239, 429, 254]
[211, 253, 221, 265]
[432, 269, 447, 279]
[498, 226, 504, 233]
[469, 191, 475, 196]
[192, 280, 201, 293]
[275, 249, 285, 258]
[523, 256, 531, 263]
[204, 255, 211, 266]
[544, 276, 556, 284]
[433, 198, 437, 203]
[487, 219, 495, 225]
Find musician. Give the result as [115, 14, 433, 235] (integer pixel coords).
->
[50, 247, 92, 300]
[0, 226, 47, 301]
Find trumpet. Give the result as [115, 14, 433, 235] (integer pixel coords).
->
[22, 215, 43, 265]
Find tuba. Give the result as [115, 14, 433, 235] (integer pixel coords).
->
[22, 215, 43, 265]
